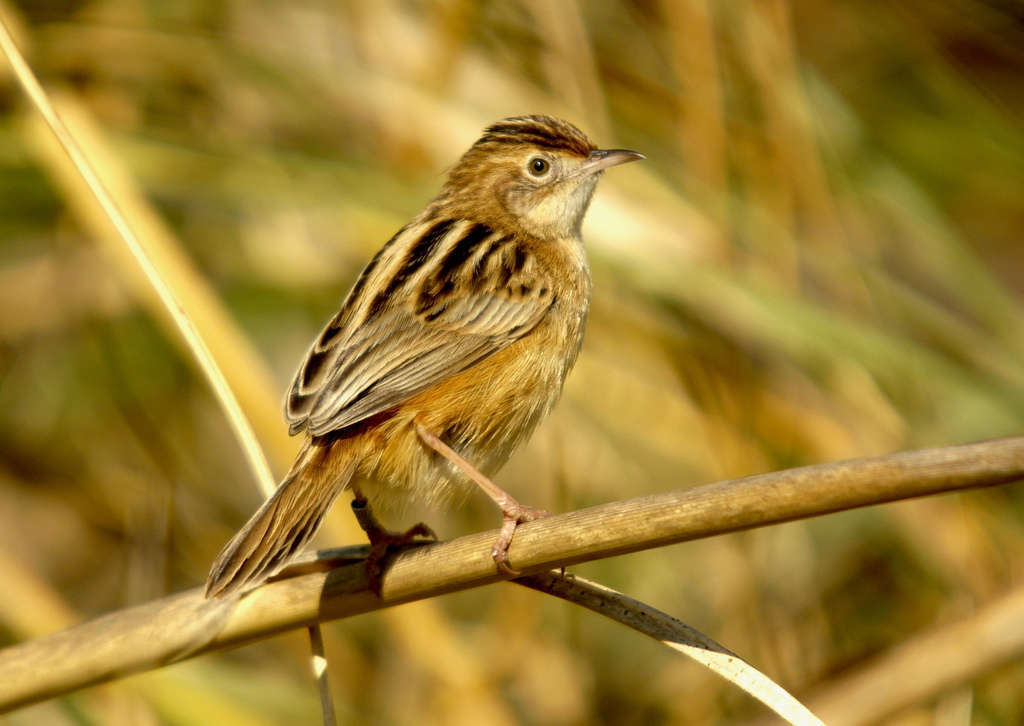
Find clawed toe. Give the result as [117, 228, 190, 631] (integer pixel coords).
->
[363, 522, 436, 595]
[352, 497, 436, 594]
[491, 504, 551, 577]
[401, 521, 438, 542]
[514, 504, 549, 523]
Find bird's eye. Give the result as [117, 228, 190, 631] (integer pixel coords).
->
[528, 157, 550, 176]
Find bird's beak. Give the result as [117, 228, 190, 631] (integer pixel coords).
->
[578, 148, 645, 176]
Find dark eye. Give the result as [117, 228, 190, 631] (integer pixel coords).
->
[528, 157, 550, 176]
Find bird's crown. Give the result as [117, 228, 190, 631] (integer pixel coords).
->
[471, 115, 596, 157]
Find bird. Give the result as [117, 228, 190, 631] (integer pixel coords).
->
[205, 115, 643, 598]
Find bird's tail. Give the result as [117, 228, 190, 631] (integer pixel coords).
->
[205, 440, 354, 598]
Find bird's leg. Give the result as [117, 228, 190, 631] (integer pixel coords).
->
[350, 485, 436, 594]
[414, 420, 548, 576]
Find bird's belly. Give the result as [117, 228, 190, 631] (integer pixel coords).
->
[355, 309, 585, 511]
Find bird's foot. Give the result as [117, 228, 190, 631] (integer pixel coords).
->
[351, 497, 436, 595]
[492, 501, 549, 577]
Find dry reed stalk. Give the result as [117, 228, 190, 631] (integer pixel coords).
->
[0, 21, 278, 494]
[1, 436, 1020, 719]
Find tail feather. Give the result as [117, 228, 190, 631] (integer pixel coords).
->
[205, 442, 354, 598]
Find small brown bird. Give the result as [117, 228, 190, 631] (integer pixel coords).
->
[206, 115, 643, 597]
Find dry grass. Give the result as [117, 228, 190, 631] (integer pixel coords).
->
[0, 0, 1022, 724]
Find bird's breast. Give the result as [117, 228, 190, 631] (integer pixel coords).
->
[408, 254, 590, 465]
[358, 238, 591, 508]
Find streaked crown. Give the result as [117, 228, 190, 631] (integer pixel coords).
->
[472, 116, 596, 157]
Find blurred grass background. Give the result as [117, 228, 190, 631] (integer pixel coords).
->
[0, 0, 1022, 724]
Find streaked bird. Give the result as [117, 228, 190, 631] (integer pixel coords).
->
[206, 115, 643, 598]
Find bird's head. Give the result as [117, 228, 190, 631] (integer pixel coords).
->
[439, 115, 644, 240]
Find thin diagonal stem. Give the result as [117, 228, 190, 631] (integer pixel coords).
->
[0, 17, 275, 497]
[517, 572, 825, 726]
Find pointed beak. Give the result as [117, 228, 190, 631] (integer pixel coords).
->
[579, 148, 645, 176]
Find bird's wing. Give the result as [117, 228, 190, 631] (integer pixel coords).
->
[285, 231, 555, 437]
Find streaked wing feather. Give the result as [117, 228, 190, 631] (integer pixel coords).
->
[298, 264, 554, 437]
[306, 332, 494, 434]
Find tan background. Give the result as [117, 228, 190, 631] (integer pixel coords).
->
[1, 1, 1022, 724]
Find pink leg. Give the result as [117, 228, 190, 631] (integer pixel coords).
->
[414, 421, 548, 576]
